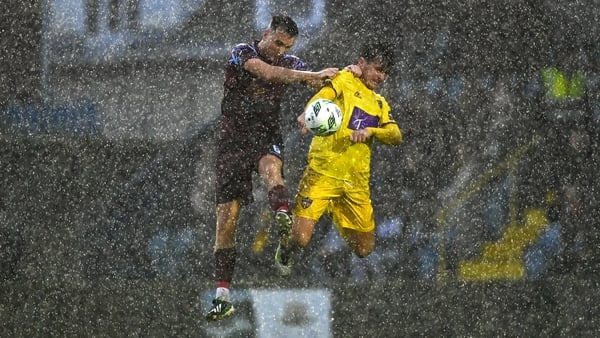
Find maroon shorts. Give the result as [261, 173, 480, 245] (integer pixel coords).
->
[215, 138, 284, 206]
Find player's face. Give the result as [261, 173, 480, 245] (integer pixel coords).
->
[260, 29, 296, 62]
[358, 58, 389, 90]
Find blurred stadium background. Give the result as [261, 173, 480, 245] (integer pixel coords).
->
[1, 0, 599, 336]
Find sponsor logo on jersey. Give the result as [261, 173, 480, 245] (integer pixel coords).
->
[348, 107, 379, 130]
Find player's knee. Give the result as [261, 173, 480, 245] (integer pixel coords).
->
[291, 218, 316, 248]
[351, 239, 374, 258]
[258, 154, 282, 176]
[346, 230, 374, 258]
[296, 234, 312, 248]
[353, 247, 373, 258]
[292, 231, 312, 248]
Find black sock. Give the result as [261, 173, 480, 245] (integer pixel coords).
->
[268, 184, 289, 211]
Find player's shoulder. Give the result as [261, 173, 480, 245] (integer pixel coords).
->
[336, 69, 356, 80]
[229, 42, 260, 66]
[330, 70, 357, 87]
[375, 93, 391, 110]
[374, 92, 388, 102]
[231, 42, 257, 55]
[281, 54, 308, 70]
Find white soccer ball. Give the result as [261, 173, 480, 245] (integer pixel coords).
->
[304, 99, 343, 136]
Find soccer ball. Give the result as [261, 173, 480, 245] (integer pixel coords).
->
[304, 99, 343, 136]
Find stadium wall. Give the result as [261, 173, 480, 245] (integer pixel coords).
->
[36, 0, 600, 140]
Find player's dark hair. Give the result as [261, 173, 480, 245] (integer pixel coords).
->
[360, 40, 395, 72]
[269, 14, 299, 37]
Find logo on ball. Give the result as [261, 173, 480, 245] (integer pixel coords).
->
[304, 99, 343, 136]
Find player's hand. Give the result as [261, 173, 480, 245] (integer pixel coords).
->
[297, 113, 309, 136]
[317, 67, 339, 79]
[349, 129, 372, 143]
[344, 64, 362, 77]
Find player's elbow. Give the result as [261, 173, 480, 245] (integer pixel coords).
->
[353, 246, 374, 258]
[389, 129, 402, 145]
[296, 232, 312, 248]
[384, 127, 403, 145]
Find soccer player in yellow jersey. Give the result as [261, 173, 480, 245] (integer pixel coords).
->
[275, 40, 402, 276]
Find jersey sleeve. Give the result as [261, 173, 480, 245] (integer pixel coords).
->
[328, 70, 354, 99]
[378, 96, 397, 126]
[282, 55, 309, 71]
[229, 43, 258, 68]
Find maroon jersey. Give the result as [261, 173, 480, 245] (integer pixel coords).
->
[218, 40, 309, 147]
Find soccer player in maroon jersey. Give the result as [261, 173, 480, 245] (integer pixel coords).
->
[205, 14, 339, 321]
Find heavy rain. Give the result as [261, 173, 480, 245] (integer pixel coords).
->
[1, 0, 599, 336]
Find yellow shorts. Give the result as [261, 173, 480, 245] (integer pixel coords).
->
[293, 168, 374, 233]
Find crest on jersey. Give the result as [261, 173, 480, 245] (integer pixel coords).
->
[301, 197, 313, 209]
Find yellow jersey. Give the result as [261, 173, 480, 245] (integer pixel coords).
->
[306, 70, 397, 182]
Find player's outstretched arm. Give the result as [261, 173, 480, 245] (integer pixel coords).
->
[244, 58, 338, 84]
[306, 65, 361, 89]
